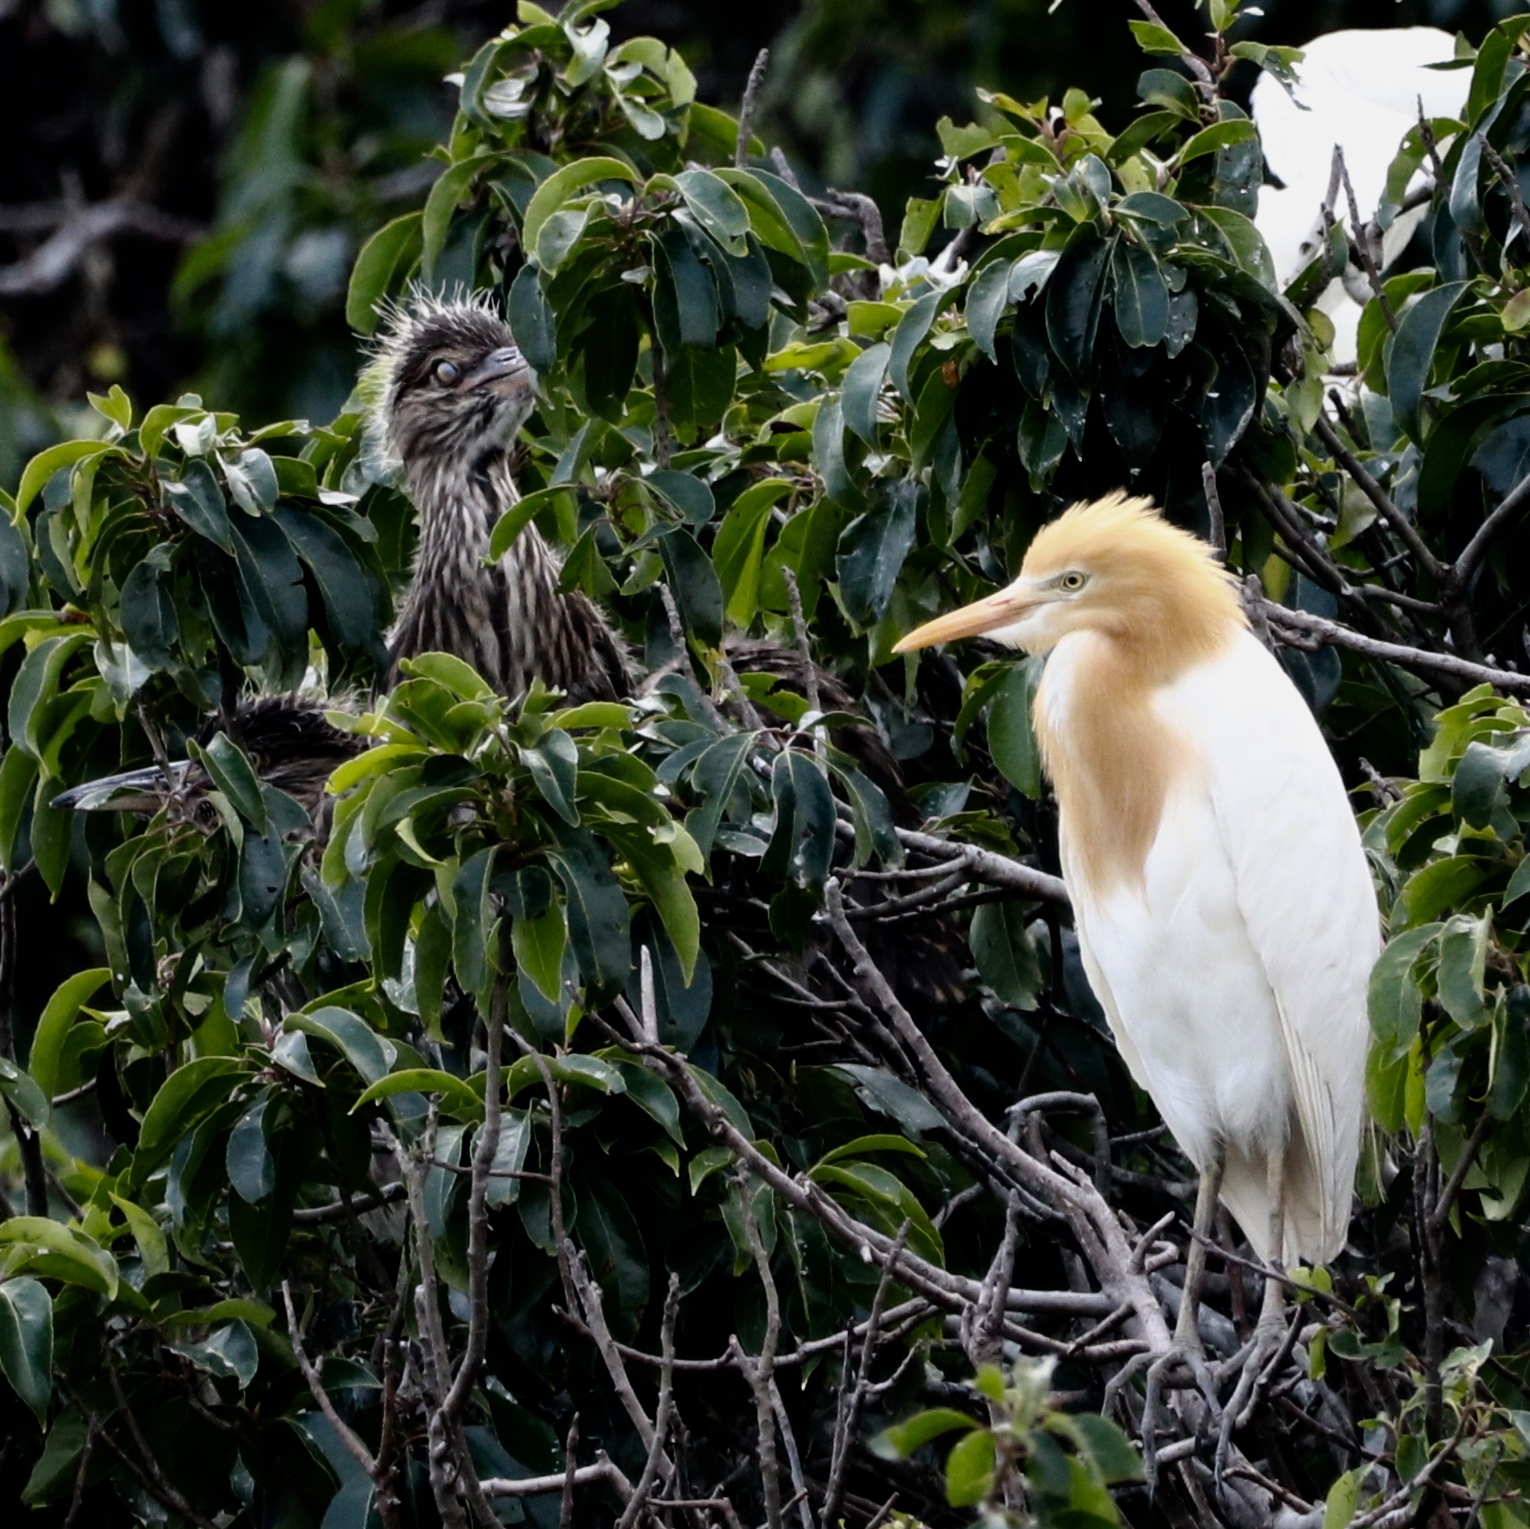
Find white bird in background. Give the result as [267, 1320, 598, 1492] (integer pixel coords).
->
[1253, 26, 1466, 362]
[895, 496, 1381, 1453]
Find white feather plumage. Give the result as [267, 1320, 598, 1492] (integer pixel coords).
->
[1054, 631, 1379, 1263]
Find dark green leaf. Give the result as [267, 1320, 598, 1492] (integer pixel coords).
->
[1368, 924, 1441, 1058]
[286, 1008, 392, 1087]
[508, 264, 558, 374]
[970, 901, 1042, 1011]
[715, 477, 792, 626]
[521, 156, 638, 254]
[1388, 282, 1469, 443]
[675, 169, 751, 255]
[197, 731, 270, 834]
[226, 1093, 275, 1204]
[836, 481, 919, 626]
[119, 551, 179, 670]
[132, 1057, 250, 1185]
[646, 470, 715, 528]
[986, 659, 1042, 797]
[347, 211, 423, 333]
[660, 528, 724, 648]
[654, 226, 719, 353]
[422, 153, 494, 282]
[964, 259, 1011, 362]
[842, 342, 892, 447]
[0, 1278, 52, 1423]
[1111, 240, 1169, 347]
[1046, 231, 1110, 379]
[889, 292, 940, 401]
[523, 729, 580, 825]
[163, 459, 232, 551]
[547, 825, 631, 993]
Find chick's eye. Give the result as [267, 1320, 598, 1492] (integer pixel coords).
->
[433, 360, 460, 385]
[1059, 571, 1087, 592]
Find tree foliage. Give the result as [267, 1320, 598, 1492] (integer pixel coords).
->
[5, 3, 1530, 1527]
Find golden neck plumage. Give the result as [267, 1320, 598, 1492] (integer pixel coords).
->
[1033, 599, 1242, 897]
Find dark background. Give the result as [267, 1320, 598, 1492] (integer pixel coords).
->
[0, 0, 1518, 482]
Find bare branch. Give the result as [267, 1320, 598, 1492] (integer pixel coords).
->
[616, 1274, 681, 1529]
[441, 969, 506, 1426]
[1201, 463, 1226, 562]
[0, 199, 201, 296]
[1336, 148, 1395, 330]
[1428, 1109, 1493, 1234]
[735, 1177, 785, 1529]
[809, 189, 891, 265]
[1261, 600, 1530, 695]
[482, 1458, 634, 1500]
[782, 566, 822, 723]
[887, 824, 1069, 904]
[282, 1281, 382, 1483]
[292, 1181, 407, 1224]
[1449, 465, 1530, 596]
[1479, 133, 1530, 248]
[1312, 412, 1447, 583]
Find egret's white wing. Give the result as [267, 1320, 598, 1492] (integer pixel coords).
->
[1253, 27, 1461, 194]
[1253, 26, 1464, 299]
[1174, 634, 1381, 1261]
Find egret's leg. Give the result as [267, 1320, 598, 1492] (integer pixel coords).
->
[1216, 1148, 1290, 1480]
[1141, 1155, 1224, 1492]
[1175, 1157, 1226, 1348]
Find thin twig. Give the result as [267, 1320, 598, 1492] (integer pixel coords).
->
[1479, 134, 1530, 247]
[823, 1222, 911, 1527]
[1450, 465, 1530, 596]
[1336, 148, 1395, 329]
[1202, 463, 1226, 562]
[735, 1177, 785, 1529]
[1312, 413, 1446, 583]
[1428, 1110, 1494, 1233]
[292, 1182, 407, 1224]
[282, 1282, 382, 1482]
[99, 1361, 220, 1529]
[616, 1276, 681, 1529]
[781, 566, 822, 722]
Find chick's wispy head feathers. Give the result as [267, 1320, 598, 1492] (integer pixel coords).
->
[368, 289, 535, 476]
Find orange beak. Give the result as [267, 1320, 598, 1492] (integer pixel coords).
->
[892, 587, 1036, 653]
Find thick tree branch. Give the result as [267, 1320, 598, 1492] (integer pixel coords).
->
[1261, 601, 1530, 695]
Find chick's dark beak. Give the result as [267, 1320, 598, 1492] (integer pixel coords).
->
[461, 346, 529, 396]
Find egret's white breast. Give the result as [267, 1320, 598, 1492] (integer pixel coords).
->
[1050, 630, 1373, 1188]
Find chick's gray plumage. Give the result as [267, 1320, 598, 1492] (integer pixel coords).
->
[378, 297, 631, 703]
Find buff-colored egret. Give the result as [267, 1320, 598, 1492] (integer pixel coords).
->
[894, 494, 1379, 1446]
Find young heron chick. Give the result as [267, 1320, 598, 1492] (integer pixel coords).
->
[895, 494, 1378, 1414]
[375, 294, 630, 702]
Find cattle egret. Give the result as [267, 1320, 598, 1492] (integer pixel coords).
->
[1252, 27, 1465, 362]
[894, 494, 1380, 1430]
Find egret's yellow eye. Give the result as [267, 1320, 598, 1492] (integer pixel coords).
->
[434, 360, 460, 385]
[1058, 571, 1087, 592]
